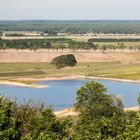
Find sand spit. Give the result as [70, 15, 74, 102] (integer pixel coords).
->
[15, 75, 140, 84]
[0, 81, 48, 89]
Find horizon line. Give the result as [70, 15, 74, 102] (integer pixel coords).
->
[1, 19, 140, 21]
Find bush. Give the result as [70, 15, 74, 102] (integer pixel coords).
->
[51, 54, 77, 68]
[0, 96, 72, 140]
[0, 96, 20, 140]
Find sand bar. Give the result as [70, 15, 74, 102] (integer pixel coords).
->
[15, 75, 140, 84]
[0, 81, 48, 88]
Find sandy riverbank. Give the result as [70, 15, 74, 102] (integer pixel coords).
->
[15, 75, 140, 84]
[54, 108, 78, 117]
[54, 107, 140, 117]
[0, 81, 48, 88]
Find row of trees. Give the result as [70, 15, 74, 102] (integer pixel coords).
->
[1, 38, 140, 51]
[1, 81, 140, 140]
[0, 39, 96, 50]
[88, 38, 140, 42]
[0, 38, 71, 50]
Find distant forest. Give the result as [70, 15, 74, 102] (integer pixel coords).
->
[1, 20, 140, 34]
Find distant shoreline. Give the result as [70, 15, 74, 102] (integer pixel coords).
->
[1, 75, 140, 89]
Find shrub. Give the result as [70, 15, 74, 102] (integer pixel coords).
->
[0, 96, 72, 140]
[0, 96, 20, 140]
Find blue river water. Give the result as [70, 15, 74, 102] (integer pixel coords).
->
[0, 79, 139, 111]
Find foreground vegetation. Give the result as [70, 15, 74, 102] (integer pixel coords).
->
[1, 81, 140, 140]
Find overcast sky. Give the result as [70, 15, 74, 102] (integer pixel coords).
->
[0, 0, 140, 20]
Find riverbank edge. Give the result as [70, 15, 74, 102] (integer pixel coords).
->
[0, 81, 48, 88]
[15, 75, 140, 83]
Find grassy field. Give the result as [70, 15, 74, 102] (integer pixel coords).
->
[1, 62, 140, 81]
[96, 42, 140, 48]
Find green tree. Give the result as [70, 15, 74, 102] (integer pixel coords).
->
[74, 81, 124, 139]
[75, 81, 122, 118]
[51, 54, 77, 69]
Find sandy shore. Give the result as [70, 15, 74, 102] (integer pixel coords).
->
[15, 75, 84, 82]
[15, 75, 140, 84]
[54, 108, 78, 117]
[124, 106, 139, 111]
[0, 81, 48, 88]
[54, 106, 140, 117]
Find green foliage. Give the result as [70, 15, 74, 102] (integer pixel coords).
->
[88, 38, 140, 42]
[0, 38, 139, 51]
[51, 54, 77, 69]
[0, 39, 52, 50]
[22, 109, 72, 140]
[75, 81, 123, 118]
[69, 41, 96, 50]
[0, 31, 2, 36]
[138, 93, 140, 107]
[74, 113, 140, 140]
[0, 96, 20, 140]
[0, 39, 98, 50]
[74, 81, 139, 140]
[0, 97, 72, 140]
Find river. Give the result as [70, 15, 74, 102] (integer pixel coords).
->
[0, 79, 139, 110]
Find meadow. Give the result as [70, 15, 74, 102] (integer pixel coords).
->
[1, 62, 140, 82]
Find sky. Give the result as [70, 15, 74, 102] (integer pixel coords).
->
[0, 0, 140, 20]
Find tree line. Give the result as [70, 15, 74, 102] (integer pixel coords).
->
[0, 38, 140, 51]
[88, 38, 140, 42]
[0, 39, 96, 50]
[1, 20, 140, 34]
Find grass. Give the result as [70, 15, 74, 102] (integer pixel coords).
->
[1, 62, 140, 81]
[96, 42, 140, 48]
[0, 63, 54, 72]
